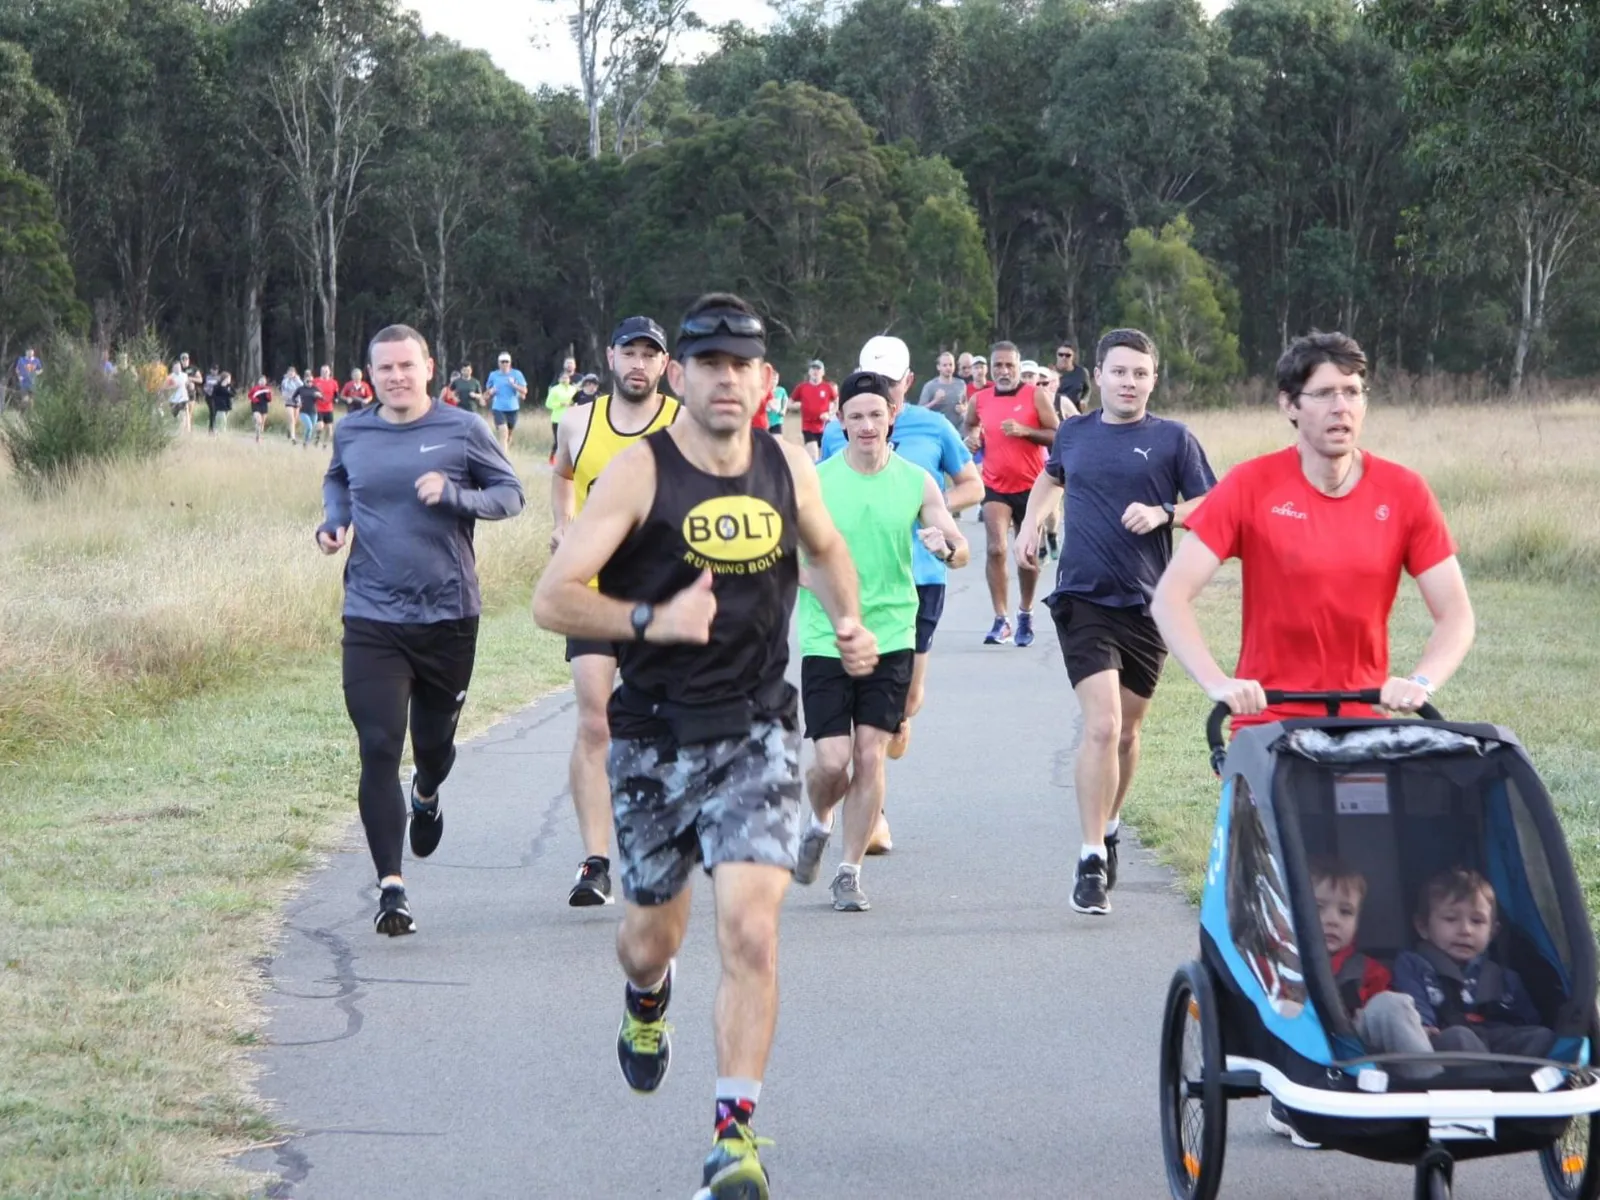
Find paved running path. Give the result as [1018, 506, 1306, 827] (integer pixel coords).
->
[242, 560, 1540, 1199]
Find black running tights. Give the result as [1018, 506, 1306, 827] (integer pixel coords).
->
[342, 617, 479, 881]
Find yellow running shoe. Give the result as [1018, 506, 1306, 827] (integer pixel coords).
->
[693, 1124, 772, 1200]
[616, 962, 674, 1092]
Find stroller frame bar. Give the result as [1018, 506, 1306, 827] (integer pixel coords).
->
[1228, 1056, 1600, 1119]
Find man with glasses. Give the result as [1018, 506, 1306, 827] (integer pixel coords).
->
[533, 293, 874, 1200]
[1055, 342, 1090, 415]
[486, 351, 528, 450]
[1152, 330, 1474, 728]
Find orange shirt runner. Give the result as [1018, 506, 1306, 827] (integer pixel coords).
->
[973, 383, 1047, 495]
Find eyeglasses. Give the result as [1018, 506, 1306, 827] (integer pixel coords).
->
[1297, 386, 1367, 405]
[678, 309, 766, 339]
[1056, 350, 1073, 357]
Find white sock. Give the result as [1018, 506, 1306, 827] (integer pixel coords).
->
[1104, 818, 1121, 838]
[838, 861, 861, 878]
[715, 1077, 762, 1105]
[1081, 843, 1107, 862]
[808, 812, 833, 835]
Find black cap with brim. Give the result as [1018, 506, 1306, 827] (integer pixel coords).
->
[611, 316, 668, 352]
[838, 370, 894, 405]
[675, 333, 767, 362]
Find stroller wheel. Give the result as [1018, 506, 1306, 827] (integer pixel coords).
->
[1539, 1011, 1600, 1200]
[1543, 1115, 1600, 1200]
[1159, 961, 1227, 1200]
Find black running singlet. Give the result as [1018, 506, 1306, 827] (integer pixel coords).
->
[601, 430, 800, 739]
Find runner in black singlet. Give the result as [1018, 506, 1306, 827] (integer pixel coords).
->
[534, 292, 875, 1200]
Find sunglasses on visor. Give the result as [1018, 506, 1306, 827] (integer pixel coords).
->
[677, 310, 766, 340]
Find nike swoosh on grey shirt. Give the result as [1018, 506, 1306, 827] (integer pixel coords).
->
[319, 403, 526, 623]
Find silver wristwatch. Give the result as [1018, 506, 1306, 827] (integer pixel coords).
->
[1408, 674, 1434, 696]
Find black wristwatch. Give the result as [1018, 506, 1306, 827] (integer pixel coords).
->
[629, 602, 654, 642]
[1162, 502, 1177, 526]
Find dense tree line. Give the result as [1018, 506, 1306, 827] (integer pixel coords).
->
[0, 0, 1596, 398]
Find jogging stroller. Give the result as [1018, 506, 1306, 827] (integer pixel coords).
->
[1160, 690, 1600, 1200]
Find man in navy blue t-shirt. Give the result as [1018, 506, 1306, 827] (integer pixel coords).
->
[1016, 328, 1216, 917]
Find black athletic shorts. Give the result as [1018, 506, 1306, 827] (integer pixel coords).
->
[492, 409, 519, 428]
[803, 429, 823, 447]
[914, 584, 945, 654]
[341, 615, 480, 702]
[801, 650, 914, 740]
[565, 637, 620, 662]
[251, 400, 271, 415]
[1047, 595, 1167, 699]
[318, 410, 334, 425]
[984, 487, 1029, 533]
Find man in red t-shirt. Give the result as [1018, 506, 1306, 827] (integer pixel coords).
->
[311, 364, 339, 447]
[341, 368, 374, 412]
[1152, 331, 1475, 729]
[964, 341, 1059, 647]
[791, 359, 838, 460]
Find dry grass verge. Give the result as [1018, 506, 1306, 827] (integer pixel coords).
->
[0, 426, 565, 1196]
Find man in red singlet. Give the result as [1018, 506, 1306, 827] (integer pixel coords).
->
[964, 341, 1059, 647]
[1152, 331, 1476, 727]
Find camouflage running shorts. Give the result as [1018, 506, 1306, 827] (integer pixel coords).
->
[609, 719, 802, 906]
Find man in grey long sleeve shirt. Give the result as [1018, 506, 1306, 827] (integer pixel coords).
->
[317, 323, 525, 936]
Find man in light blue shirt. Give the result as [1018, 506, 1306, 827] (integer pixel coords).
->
[484, 350, 528, 450]
[821, 335, 983, 847]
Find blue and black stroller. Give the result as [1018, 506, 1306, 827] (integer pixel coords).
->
[1160, 690, 1600, 1200]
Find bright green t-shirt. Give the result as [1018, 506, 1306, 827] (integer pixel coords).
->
[799, 451, 926, 658]
[546, 380, 578, 423]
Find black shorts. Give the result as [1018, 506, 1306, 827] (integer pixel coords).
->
[565, 637, 620, 662]
[801, 650, 914, 740]
[492, 409, 519, 428]
[914, 584, 945, 654]
[984, 487, 1029, 533]
[1048, 595, 1167, 699]
[251, 400, 271, 416]
[341, 615, 480, 703]
[803, 429, 823, 446]
[318, 410, 334, 425]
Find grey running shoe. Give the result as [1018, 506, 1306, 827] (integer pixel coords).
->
[1072, 855, 1110, 915]
[793, 825, 830, 886]
[831, 869, 870, 912]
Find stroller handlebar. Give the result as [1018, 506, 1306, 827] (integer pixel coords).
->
[1206, 690, 1444, 774]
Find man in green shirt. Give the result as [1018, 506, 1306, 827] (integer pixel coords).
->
[792, 370, 970, 912]
[544, 355, 579, 461]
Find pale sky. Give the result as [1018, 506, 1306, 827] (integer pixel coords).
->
[405, 0, 1229, 93]
[405, 0, 776, 92]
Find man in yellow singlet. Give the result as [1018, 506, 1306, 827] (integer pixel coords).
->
[550, 316, 680, 906]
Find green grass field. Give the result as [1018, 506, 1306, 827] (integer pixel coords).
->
[0, 402, 1595, 1194]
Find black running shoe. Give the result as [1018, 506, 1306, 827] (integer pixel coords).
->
[617, 961, 675, 1093]
[408, 771, 443, 859]
[1105, 829, 1121, 891]
[1072, 855, 1110, 915]
[568, 856, 614, 907]
[375, 883, 415, 936]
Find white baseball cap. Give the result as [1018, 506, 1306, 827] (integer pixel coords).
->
[1020, 360, 1040, 375]
[858, 335, 911, 383]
